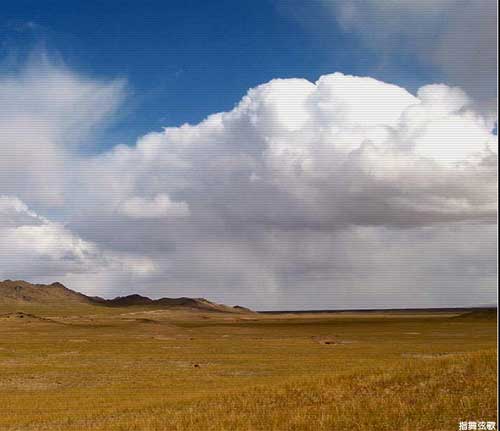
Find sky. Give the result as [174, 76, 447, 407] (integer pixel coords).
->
[0, 0, 497, 310]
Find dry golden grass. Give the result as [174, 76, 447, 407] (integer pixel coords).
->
[0, 305, 496, 430]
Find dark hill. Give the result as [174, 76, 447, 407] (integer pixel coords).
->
[104, 295, 237, 312]
[103, 294, 154, 307]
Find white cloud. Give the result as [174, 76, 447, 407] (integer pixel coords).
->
[0, 195, 156, 281]
[86, 72, 494, 226]
[0, 59, 496, 308]
[0, 54, 125, 207]
[119, 194, 190, 219]
[0, 195, 41, 227]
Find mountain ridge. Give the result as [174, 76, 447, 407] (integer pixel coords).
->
[0, 279, 252, 313]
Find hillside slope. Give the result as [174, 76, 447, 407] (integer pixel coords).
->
[0, 280, 93, 305]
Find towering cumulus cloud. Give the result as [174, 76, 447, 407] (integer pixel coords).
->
[0, 62, 497, 309]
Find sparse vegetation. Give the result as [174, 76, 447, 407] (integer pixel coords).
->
[0, 290, 496, 431]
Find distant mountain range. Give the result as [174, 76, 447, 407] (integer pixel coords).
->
[0, 279, 252, 313]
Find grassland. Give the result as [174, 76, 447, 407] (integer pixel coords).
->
[0, 303, 496, 431]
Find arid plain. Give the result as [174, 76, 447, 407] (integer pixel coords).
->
[0, 280, 497, 431]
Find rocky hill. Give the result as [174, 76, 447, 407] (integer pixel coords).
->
[0, 280, 93, 305]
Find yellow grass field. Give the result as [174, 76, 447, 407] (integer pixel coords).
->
[0, 304, 497, 431]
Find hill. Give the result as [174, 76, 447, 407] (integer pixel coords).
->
[102, 293, 243, 312]
[0, 279, 251, 313]
[0, 280, 93, 305]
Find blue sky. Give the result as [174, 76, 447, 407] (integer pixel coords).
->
[1, 0, 439, 148]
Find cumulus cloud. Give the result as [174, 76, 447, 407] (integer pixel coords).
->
[0, 59, 497, 308]
[80, 73, 496, 230]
